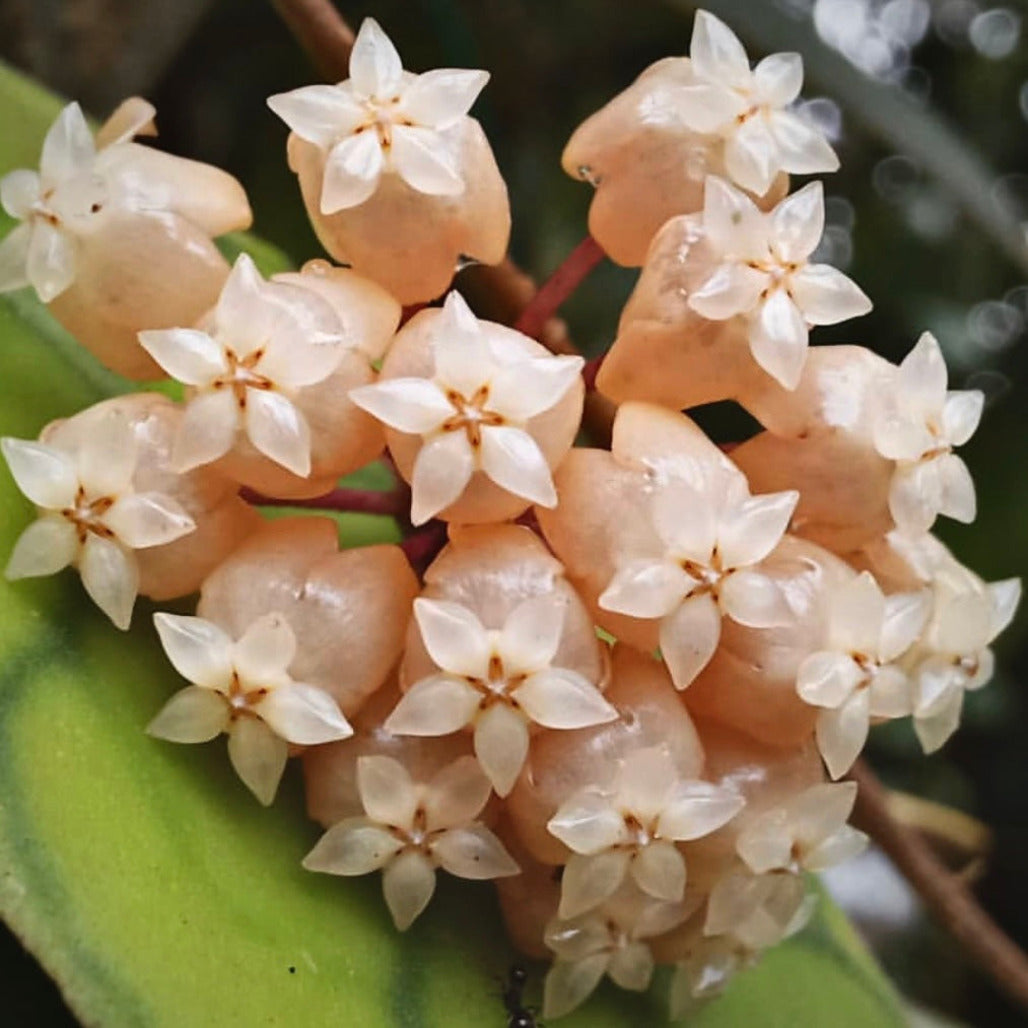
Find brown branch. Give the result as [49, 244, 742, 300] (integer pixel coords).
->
[851, 759, 1028, 1012]
[270, 0, 354, 81]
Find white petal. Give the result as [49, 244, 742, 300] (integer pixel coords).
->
[659, 593, 722, 689]
[137, 328, 226, 386]
[382, 850, 437, 931]
[702, 176, 767, 260]
[1, 169, 40, 219]
[599, 559, 693, 619]
[816, 691, 870, 779]
[266, 85, 365, 147]
[321, 132, 384, 213]
[390, 125, 463, 196]
[102, 492, 195, 549]
[145, 686, 229, 743]
[791, 781, 857, 842]
[479, 424, 556, 507]
[233, 611, 298, 683]
[558, 851, 630, 918]
[0, 223, 31, 293]
[79, 534, 138, 630]
[173, 390, 239, 472]
[357, 755, 418, 827]
[717, 490, 798, 568]
[95, 96, 156, 148]
[617, 748, 676, 819]
[1, 437, 78, 508]
[245, 388, 311, 477]
[736, 813, 794, 874]
[988, 579, 1021, 639]
[409, 431, 475, 524]
[400, 68, 489, 127]
[690, 10, 752, 89]
[473, 703, 529, 796]
[771, 181, 824, 263]
[5, 517, 77, 579]
[423, 755, 492, 830]
[938, 454, 976, 524]
[899, 332, 948, 418]
[488, 355, 584, 422]
[804, 825, 868, 871]
[942, 390, 984, 447]
[259, 336, 343, 391]
[543, 955, 609, 1021]
[548, 792, 627, 854]
[688, 262, 769, 321]
[496, 593, 564, 675]
[430, 300, 492, 396]
[514, 670, 617, 730]
[153, 612, 234, 690]
[257, 682, 352, 745]
[833, 572, 886, 655]
[41, 102, 95, 181]
[720, 569, 792, 628]
[753, 52, 803, 107]
[384, 675, 482, 735]
[878, 590, 929, 662]
[768, 110, 840, 175]
[725, 117, 779, 197]
[302, 818, 403, 875]
[913, 689, 963, 754]
[608, 942, 655, 993]
[349, 377, 453, 433]
[26, 221, 76, 302]
[889, 461, 942, 535]
[76, 409, 138, 497]
[652, 479, 718, 562]
[676, 82, 747, 133]
[913, 658, 961, 719]
[868, 665, 912, 719]
[790, 264, 872, 326]
[227, 717, 289, 805]
[796, 651, 864, 708]
[415, 597, 491, 677]
[748, 289, 809, 390]
[631, 841, 687, 903]
[431, 824, 519, 880]
[215, 254, 271, 352]
[658, 782, 745, 840]
[349, 17, 403, 99]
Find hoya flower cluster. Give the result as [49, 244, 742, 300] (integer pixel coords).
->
[0, 11, 1019, 1021]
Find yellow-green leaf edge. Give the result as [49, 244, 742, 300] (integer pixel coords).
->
[0, 59, 906, 1027]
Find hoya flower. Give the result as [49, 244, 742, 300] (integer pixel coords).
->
[302, 755, 518, 930]
[0, 98, 251, 378]
[735, 782, 867, 875]
[140, 254, 349, 481]
[386, 594, 617, 796]
[547, 747, 744, 918]
[704, 870, 815, 951]
[599, 476, 799, 689]
[872, 332, 984, 534]
[147, 611, 353, 805]
[679, 11, 839, 195]
[686, 178, 871, 389]
[3, 406, 196, 629]
[270, 19, 510, 304]
[796, 572, 929, 778]
[351, 292, 584, 525]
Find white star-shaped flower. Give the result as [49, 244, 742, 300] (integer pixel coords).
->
[267, 17, 489, 213]
[688, 178, 871, 389]
[302, 754, 518, 930]
[139, 253, 345, 478]
[735, 781, 867, 875]
[385, 593, 617, 796]
[704, 870, 815, 951]
[599, 477, 799, 689]
[2, 409, 195, 629]
[873, 332, 984, 534]
[147, 611, 353, 805]
[0, 99, 154, 303]
[796, 572, 929, 779]
[679, 10, 839, 195]
[350, 291, 583, 525]
[547, 747, 744, 918]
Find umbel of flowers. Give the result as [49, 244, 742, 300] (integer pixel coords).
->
[0, 11, 1019, 1022]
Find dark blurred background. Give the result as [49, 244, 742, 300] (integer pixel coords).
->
[1, 0, 1026, 1024]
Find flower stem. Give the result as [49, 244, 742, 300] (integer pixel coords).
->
[513, 236, 606, 341]
[270, 0, 354, 79]
[851, 759, 1028, 1012]
[401, 520, 448, 573]
[241, 486, 408, 518]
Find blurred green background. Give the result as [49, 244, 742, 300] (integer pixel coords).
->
[0, 0, 1026, 1024]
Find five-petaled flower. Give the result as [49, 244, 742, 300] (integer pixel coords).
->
[268, 18, 489, 213]
[796, 572, 929, 779]
[599, 476, 799, 689]
[873, 332, 983, 534]
[2, 410, 195, 629]
[140, 253, 346, 478]
[302, 754, 519, 929]
[679, 10, 839, 195]
[350, 291, 584, 524]
[688, 177, 871, 389]
[386, 594, 617, 796]
[147, 611, 353, 805]
[547, 747, 744, 918]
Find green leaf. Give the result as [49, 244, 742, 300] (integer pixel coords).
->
[0, 59, 905, 1026]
